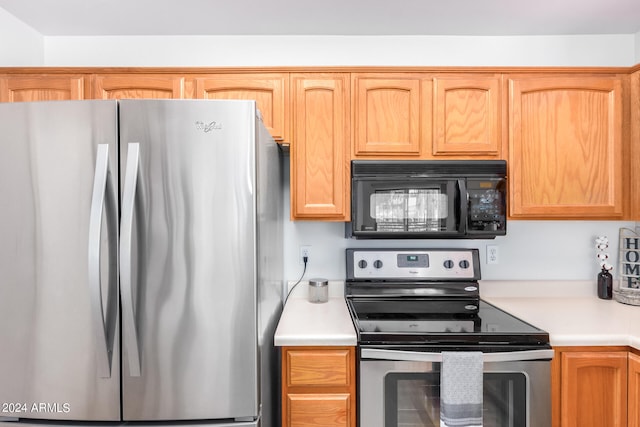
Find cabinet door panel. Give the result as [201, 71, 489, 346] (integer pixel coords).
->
[433, 76, 501, 156]
[194, 74, 288, 141]
[509, 77, 623, 218]
[91, 74, 184, 99]
[353, 75, 423, 156]
[0, 75, 85, 102]
[560, 351, 627, 427]
[290, 73, 350, 220]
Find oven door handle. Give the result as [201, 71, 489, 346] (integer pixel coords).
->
[361, 348, 554, 363]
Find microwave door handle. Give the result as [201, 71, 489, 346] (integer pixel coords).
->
[360, 348, 554, 363]
[120, 142, 142, 377]
[457, 179, 468, 233]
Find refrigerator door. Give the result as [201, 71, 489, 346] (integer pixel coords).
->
[0, 101, 120, 421]
[119, 99, 259, 421]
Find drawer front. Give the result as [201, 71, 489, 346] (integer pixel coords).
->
[287, 393, 351, 427]
[286, 349, 352, 387]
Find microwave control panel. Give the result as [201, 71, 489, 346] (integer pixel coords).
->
[467, 178, 506, 232]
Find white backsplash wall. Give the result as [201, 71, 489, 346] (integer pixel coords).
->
[284, 220, 636, 282]
[282, 163, 636, 282]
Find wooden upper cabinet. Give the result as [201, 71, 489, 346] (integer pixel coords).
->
[508, 76, 624, 218]
[194, 73, 288, 142]
[352, 73, 431, 157]
[0, 75, 86, 102]
[290, 73, 350, 220]
[91, 74, 185, 99]
[630, 70, 640, 220]
[559, 350, 628, 427]
[432, 75, 502, 157]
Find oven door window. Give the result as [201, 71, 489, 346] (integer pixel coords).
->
[384, 372, 526, 427]
[352, 179, 460, 235]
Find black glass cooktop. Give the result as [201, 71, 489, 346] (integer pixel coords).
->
[347, 298, 550, 347]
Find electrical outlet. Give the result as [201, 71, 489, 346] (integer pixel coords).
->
[486, 245, 499, 264]
[300, 245, 311, 265]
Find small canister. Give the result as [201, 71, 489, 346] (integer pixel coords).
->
[308, 278, 329, 303]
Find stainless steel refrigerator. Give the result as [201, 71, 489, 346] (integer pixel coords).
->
[0, 99, 283, 426]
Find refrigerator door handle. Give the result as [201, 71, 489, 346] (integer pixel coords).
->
[120, 142, 142, 377]
[88, 144, 117, 378]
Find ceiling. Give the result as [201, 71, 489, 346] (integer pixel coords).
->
[1, 0, 640, 37]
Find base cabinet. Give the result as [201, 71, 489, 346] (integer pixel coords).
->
[281, 346, 356, 427]
[630, 353, 640, 427]
[553, 347, 638, 427]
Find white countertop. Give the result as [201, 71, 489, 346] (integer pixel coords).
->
[274, 279, 640, 350]
[274, 281, 357, 346]
[481, 280, 640, 350]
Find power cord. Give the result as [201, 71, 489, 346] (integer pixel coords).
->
[285, 255, 308, 302]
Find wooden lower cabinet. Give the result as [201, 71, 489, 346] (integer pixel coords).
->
[281, 346, 356, 427]
[630, 352, 640, 427]
[553, 346, 633, 427]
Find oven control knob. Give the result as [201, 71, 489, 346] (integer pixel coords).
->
[459, 260, 470, 269]
[443, 260, 454, 269]
[373, 260, 383, 269]
[358, 260, 368, 269]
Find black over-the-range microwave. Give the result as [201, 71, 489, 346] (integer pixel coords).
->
[347, 160, 507, 239]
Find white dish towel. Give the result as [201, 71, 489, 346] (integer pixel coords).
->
[440, 351, 483, 427]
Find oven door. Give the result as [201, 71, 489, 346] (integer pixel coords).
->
[350, 177, 465, 238]
[359, 348, 553, 427]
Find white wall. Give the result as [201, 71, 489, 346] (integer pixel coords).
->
[0, 8, 43, 66]
[636, 30, 640, 63]
[43, 34, 635, 67]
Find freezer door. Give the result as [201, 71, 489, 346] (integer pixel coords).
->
[119, 99, 259, 421]
[0, 101, 120, 421]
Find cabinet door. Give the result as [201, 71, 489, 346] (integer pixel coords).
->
[0, 75, 86, 102]
[352, 73, 431, 157]
[630, 70, 640, 220]
[194, 73, 288, 142]
[630, 352, 640, 427]
[508, 76, 623, 218]
[433, 75, 501, 157]
[290, 73, 350, 220]
[91, 74, 185, 99]
[560, 351, 627, 427]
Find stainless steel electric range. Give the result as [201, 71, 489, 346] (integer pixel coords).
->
[345, 248, 553, 427]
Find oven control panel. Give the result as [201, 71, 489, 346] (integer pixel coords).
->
[347, 248, 480, 280]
